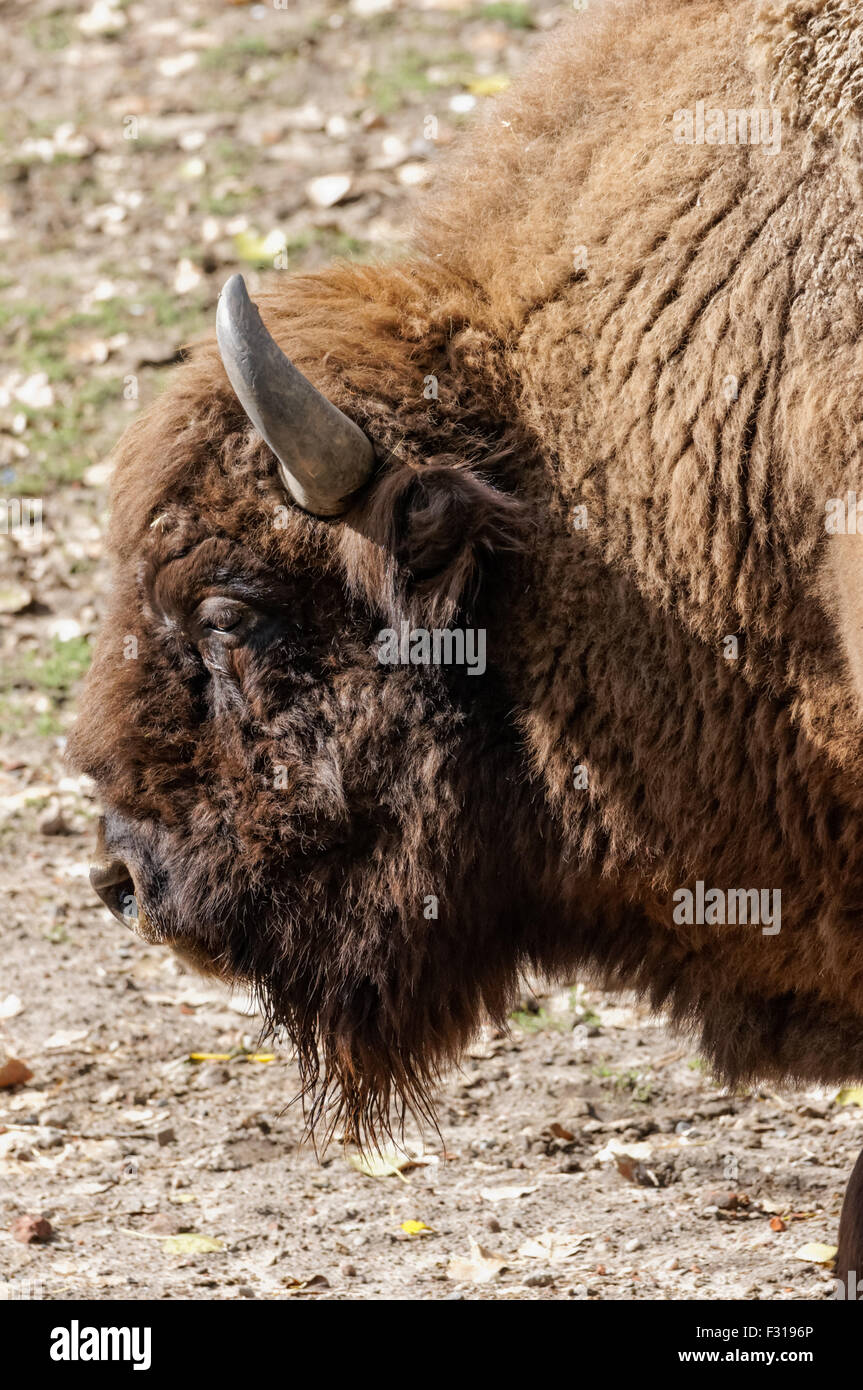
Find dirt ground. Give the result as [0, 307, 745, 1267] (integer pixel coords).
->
[1, 0, 860, 1302]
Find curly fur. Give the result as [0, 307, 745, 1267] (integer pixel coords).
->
[70, 0, 863, 1157]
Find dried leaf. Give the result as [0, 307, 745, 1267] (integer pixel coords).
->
[836, 1087, 863, 1107]
[44, 1030, 89, 1050]
[161, 1233, 224, 1255]
[11, 1215, 52, 1244]
[282, 1274, 330, 1295]
[518, 1230, 592, 1262]
[447, 1237, 507, 1283]
[0, 1058, 33, 1089]
[480, 1184, 538, 1203]
[348, 1149, 410, 1180]
[793, 1242, 837, 1265]
[348, 1145, 436, 1179]
[548, 1123, 574, 1141]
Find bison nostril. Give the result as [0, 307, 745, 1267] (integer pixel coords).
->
[89, 858, 140, 929]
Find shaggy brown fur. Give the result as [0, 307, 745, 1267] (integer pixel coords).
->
[71, 0, 863, 1262]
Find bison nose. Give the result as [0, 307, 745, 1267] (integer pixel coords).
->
[89, 857, 139, 929]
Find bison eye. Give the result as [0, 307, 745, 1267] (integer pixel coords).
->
[195, 598, 248, 636]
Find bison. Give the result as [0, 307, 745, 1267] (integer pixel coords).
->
[71, 0, 863, 1283]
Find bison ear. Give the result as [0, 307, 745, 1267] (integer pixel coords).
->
[344, 462, 528, 626]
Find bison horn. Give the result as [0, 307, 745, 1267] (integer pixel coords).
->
[216, 274, 374, 516]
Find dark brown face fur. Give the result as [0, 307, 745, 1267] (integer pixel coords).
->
[68, 340, 543, 1143]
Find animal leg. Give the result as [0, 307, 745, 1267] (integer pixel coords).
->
[836, 1145, 863, 1293]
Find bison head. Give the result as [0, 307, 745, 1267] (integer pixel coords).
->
[70, 273, 539, 1143]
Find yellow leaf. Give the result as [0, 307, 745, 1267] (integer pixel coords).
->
[233, 229, 287, 265]
[466, 75, 511, 97]
[189, 1052, 232, 1062]
[402, 1220, 432, 1235]
[837, 1087, 863, 1107]
[161, 1233, 224, 1255]
[247, 1053, 275, 1064]
[793, 1242, 837, 1265]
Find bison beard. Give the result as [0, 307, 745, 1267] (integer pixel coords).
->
[68, 0, 863, 1274]
[149, 653, 539, 1150]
